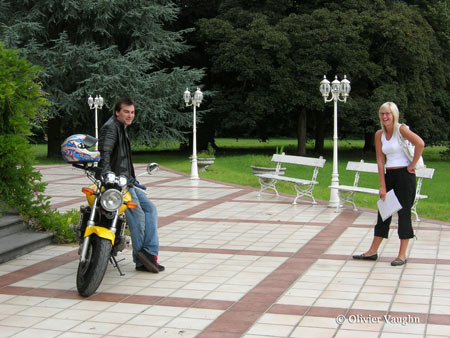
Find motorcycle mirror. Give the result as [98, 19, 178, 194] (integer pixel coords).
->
[147, 163, 159, 175]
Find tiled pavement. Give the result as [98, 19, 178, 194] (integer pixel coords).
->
[1, 164, 450, 338]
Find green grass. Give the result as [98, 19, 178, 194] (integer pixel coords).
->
[34, 139, 450, 222]
[32, 144, 67, 164]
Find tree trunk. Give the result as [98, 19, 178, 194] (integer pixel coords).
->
[363, 129, 375, 152]
[196, 113, 218, 152]
[47, 117, 62, 159]
[296, 107, 307, 155]
[314, 110, 325, 153]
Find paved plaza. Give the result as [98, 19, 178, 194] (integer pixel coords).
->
[0, 164, 450, 338]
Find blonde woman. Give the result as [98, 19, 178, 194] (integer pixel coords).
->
[353, 102, 424, 266]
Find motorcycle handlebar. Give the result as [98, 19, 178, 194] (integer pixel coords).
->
[72, 163, 102, 174]
[72, 163, 148, 190]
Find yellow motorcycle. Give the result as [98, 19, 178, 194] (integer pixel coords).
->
[62, 134, 157, 297]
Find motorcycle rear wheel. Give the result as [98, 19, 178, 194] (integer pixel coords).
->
[76, 234, 112, 297]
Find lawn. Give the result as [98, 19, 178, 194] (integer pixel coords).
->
[33, 138, 450, 222]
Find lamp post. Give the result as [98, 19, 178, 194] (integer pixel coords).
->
[320, 75, 351, 208]
[184, 87, 203, 180]
[88, 94, 104, 151]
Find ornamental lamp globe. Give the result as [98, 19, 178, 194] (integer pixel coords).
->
[331, 76, 341, 95]
[340, 75, 351, 100]
[320, 76, 331, 101]
[194, 88, 203, 107]
[88, 95, 94, 109]
[184, 88, 191, 105]
[94, 95, 100, 107]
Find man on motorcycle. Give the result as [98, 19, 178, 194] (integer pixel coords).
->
[97, 97, 164, 273]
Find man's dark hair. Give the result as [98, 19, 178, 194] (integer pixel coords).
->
[114, 97, 135, 113]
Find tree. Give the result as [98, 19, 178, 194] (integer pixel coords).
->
[197, 5, 301, 148]
[172, 0, 222, 151]
[196, 0, 450, 153]
[409, 0, 450, 151]
[0, 0, 204, 157]
[197, 2, 370, 154]
[0, 42, 48, 215]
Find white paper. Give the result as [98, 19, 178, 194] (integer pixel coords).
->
[377, 189, 403, 221]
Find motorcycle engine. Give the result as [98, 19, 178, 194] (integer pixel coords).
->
[112, 216, 129, 255]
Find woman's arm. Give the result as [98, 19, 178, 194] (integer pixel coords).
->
[399, 125, 425, 173]
[375, 130, 387, 200]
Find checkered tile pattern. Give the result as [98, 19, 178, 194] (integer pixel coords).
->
[0, 164, 449, 337]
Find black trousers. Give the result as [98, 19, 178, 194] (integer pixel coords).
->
[374, 167, 416, 239]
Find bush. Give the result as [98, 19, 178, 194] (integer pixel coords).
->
[32, 208, 79, 243]
[0, 43, 75, 243]
[198, 142, 216, 158]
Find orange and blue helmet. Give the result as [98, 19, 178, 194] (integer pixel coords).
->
[61, 134, 100, 163]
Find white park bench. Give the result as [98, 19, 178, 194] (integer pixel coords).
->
[256, 153, 326, 205]
[332, 160, 434, 221]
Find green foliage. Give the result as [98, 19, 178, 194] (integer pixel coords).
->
[249, 154, 274, 168]
[0, 0, 204, 155]
[32, 208, 79, 243]
[196, 0, 450, 153]
[0, 43, 75, 243]
[197, 142, 216, 158]
[439, 144, 450, 160]
[275, 146, 284, 154]
[0, 43, 47, 211]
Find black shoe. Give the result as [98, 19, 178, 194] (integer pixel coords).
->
[137, 250, 159, 273]
[135, 265, 147, 272]
[391, 258, 407, 266]
[136, 265, 163, 272]
[352, 253, 378, 260]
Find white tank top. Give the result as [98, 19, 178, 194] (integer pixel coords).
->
[382, 132, 410, 168]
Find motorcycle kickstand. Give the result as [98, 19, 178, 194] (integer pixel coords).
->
[110, 256, 125, 276]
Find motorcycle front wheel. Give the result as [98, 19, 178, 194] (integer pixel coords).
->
[76, 234, 112, 297]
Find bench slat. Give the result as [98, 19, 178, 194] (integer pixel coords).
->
[346, 160, 435, 178]
[332, 185, 378, 195]
[271, 154, 326, 167]
[257, 174, 317, 185]
[416, 167, 434, 179]
[346, 161, 378, 173]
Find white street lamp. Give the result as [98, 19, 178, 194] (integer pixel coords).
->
[88, 94, 104, 151]
[184, 87, 203, 180]
[320, 75, 351, 208]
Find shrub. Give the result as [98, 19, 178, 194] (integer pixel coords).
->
[198, 142, 216, 158]
[0, 43, 75, 243]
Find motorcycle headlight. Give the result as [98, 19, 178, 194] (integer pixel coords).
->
[117, 175, 128, 188]
[105, 172, 116, 184]
[100, 189, 123, 212]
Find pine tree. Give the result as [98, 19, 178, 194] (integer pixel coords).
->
[0, 0, 204, 157]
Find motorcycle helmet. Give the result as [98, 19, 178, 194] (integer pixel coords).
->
[61, 134, 100, 163]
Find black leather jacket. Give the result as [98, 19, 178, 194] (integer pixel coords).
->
[97, 116, 136, 181]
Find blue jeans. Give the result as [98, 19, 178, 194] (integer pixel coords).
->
[125, 187, 159, 267]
